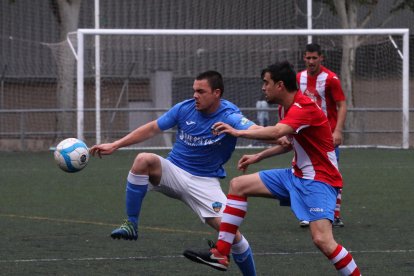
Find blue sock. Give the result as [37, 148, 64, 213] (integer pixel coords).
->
[232, 247, 256, 276]
[231, 236, 256, 276]
[125, 180, 148, 227]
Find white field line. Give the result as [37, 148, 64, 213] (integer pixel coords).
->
[0, 213, 212, 235]
[1, 213, 413, 264]
[1, 250, 413, 264]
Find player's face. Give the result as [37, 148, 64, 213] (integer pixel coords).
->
[192, 79, 221, 113]
[261, 72, 282, 104]
[304, 51, 323, 76]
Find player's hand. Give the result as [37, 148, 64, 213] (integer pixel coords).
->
[276, 136, 291, 148]
[332, 130, 343, 147]
[89, 143, 118, 158]
[211, 122, 239, 137]
[238, 154, 260, 173]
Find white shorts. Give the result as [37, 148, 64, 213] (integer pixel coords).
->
[148, 155, 226, 223]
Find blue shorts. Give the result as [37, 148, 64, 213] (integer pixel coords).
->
[259, 168, 338, 222]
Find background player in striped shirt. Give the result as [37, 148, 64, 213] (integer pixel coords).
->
[297, 43, 347, 228]
[183, 61, 360, 276]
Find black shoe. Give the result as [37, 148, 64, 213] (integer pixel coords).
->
[183, 241, 230, 271]
[332, 217, 344, 227]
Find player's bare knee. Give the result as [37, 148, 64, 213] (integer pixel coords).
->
[311, 233, 331, 253]
[229, 176, 246, 196]
[312, 234, 323, 248]
[131, 152, 156, 174]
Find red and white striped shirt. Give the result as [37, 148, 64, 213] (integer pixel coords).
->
[279, 92, 342, 188]
[297, 65, 345, 133]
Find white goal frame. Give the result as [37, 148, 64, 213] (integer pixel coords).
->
[73, 28, 410, 148]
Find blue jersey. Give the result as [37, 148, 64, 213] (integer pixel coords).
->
[157, 99, 254, 178]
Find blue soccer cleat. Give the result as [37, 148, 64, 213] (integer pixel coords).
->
[110, 220, 138, 240]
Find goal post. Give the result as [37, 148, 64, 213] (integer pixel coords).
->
[73, 28, 410, 149]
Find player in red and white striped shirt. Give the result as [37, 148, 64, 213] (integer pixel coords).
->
[184, 61, 361, 275]
[297, 43, 347, 227]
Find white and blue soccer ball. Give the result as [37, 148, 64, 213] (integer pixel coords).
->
[54, 138, 89, 173]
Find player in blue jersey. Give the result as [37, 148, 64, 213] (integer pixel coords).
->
[89, 71, 260, 275]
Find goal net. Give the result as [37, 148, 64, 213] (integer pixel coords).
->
[66, 29, 409, 149]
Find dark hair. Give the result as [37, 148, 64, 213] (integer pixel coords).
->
[305, 43, 322, 55]
[261, 61, 297, 92]
[196, 70, 224, 96]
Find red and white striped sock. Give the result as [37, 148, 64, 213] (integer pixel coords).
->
[215, 194, 248, 256]
[329, 244, 361, 276]
[335, 188, 342, 218]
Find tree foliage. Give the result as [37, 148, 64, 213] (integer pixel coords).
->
[390, 0, 414, 13]
[320, 0, 414, 25]
[313, 0, 412, 135]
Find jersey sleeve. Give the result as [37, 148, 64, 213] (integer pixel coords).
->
[329, 75, 346, 102]
[156, 103, 181, 131]
[279, 104, 314, 132]
[226, 112, 255, 130]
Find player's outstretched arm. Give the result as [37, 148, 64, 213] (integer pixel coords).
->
[238, 145, 291, 173]
[89, 142, 118, 158]
[89, 120, 162, 157]
[238, 154, 261, 173]
[212, 121, 294, 141]
[247, 125, 291, 145]
[276, 136, 292, 148]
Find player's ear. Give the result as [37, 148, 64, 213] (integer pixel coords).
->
[274, 80, 283, 90]
[214, 88, 222, 97]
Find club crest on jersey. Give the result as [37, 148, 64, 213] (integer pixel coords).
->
[212, 202, 223, 213]
[303, 90, 317, 103]
[240, 117, 250, 125]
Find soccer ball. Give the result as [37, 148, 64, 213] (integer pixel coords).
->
[54, 138, 89, 173]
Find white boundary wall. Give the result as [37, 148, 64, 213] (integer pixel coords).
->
[73, 28, 410, 148]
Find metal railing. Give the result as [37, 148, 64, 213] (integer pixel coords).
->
[0, 107, 412, 150]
